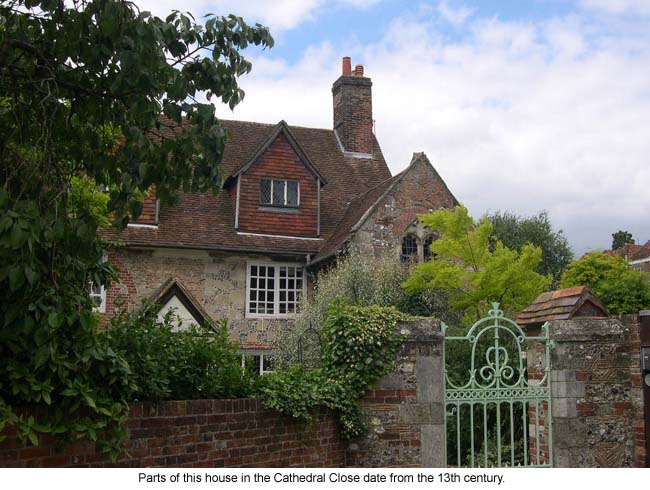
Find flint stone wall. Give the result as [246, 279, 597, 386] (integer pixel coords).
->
[548, 318, 644, 467]
[106, 248, 294, 350]
[346, 318, 445, 467]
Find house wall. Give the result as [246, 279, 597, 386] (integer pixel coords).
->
[237, 134, 319, 238]
[106, 248, 304, 349]
[350, 155, 457, 259]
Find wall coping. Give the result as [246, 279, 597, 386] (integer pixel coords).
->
[398, 318, 443, 343]
[549, 318, 627, 342]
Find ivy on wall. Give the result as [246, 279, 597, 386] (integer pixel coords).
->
[256, 302, 408, 438]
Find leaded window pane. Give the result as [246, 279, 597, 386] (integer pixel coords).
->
[272, 179, 285, 205]
[400, 234, 418, 263]
[287, 181, 298, 206]
[260, 179, 271, 204]
[424, 235, 437, 261]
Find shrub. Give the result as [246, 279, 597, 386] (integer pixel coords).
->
[107, 307, 254, 401]
[560, 251, 650, 314]
[273, 249, 452, 368]
[256, 302, 407, 438]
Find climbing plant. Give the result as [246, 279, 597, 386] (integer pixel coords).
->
[256, 302, 408, 438]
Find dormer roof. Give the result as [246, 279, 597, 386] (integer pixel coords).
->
[229, 120, 327, 185]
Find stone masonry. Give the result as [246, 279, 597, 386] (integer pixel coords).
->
[545, 318, 644, 467]
[347, 318, 446, 467]
[107, 248, 293, 350]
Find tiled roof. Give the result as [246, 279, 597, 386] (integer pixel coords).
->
[103, 119, 392, 257]
[631, 241, 650, 261]
[515, 286, 608, 326]
[605, 243, 647, 260]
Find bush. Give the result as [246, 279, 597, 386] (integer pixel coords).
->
[255, 302, 407, 438]
[273, 249, 453, 369]
[107, 307, 254, 401]
[560, 251, 650, 314]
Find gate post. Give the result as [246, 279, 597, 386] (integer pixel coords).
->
[346, 318, 445, 467]
[544, 318, 644, 467]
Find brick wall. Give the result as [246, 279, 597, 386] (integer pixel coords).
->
[332, 74, 373, 155]
[237, 134, 319, 238]
[0, 400, 345, 468]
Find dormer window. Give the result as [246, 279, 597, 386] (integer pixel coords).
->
[261, 178, 299, 207]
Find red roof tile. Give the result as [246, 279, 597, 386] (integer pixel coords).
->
[103, 119, 392, 257]
[515, 286, 608, 326]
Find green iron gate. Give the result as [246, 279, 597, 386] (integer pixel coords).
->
[442, 303, 553, 467]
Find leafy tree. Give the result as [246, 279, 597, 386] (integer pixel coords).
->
[487, 210, 573, 286]
[560, 252, 650, 314]
[611, 230, 635, 250]
[0, 0, 272, 456]
[403, 206, 551, 321]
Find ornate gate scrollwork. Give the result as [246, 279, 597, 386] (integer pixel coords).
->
[443, 302, 553, 467]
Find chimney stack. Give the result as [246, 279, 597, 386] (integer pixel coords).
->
[332, 56, 373, 156]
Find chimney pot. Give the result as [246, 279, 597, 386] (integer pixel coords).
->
[354, 64, 364, 77]
[342, 57, 352, 76]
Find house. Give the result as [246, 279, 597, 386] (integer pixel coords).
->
[100, 57, 458, 370]
[606, 241, 650, 273]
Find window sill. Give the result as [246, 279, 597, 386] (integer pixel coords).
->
[258, 206, 300, 214]
[246, 313, 298, 320]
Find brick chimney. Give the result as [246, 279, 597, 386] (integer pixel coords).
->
[332, 57, 373, 156]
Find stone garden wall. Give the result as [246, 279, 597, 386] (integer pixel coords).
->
[347, 318, 446, 467]
[546, 318, 645, 467]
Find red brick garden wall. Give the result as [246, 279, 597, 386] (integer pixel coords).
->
[0, 399, 345, 468]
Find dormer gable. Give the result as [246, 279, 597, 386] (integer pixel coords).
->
[233, 121, 325, 239]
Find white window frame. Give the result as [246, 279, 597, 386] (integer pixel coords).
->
[89, 252, 108, 313]
[245, 261, 306, 318]
[240, 351, 275, 375]
[260, 178, 300, 207]
[89, 283, 106, 313]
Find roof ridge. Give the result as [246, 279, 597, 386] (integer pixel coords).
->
[219, 118, 335, 133]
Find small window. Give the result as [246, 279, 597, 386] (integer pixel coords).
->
[89, 282, 106, 313]
[260, 178, 300, 207]
[241, 353, 275, 375]
[400, 234, 418, 263]
[423, 235, 437, 261]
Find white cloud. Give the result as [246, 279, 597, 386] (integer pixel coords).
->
[218, 9, 650, 254]
[134, 0, 379, 32]
[580, 0, 650, 15]
[437, 0, 473, 26]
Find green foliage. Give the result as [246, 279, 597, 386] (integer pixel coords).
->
[0, 191, 134, 458]
[70, 177, 111, 227]
[107, 307, 254, 401]
[0, 0, 272, 457]
[403, 206, 551, 321]
[256, 303, 407, 438]
[560, 251, 650, 314]
[611, 230, 635, 250]
[321, 303, 407, 395]
[274, 250, 454, 368]
[1, 0, 274, 223]
[487, 210, 573, 286]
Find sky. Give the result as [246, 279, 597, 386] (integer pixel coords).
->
[137, 0, 650, 256]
